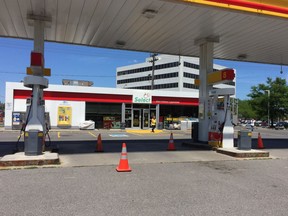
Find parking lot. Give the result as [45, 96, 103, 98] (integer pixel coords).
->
[1, 127, 288, 216]
[1, 127, 288, 167]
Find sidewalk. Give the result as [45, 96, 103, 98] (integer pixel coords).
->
[59, 150, 237, 168]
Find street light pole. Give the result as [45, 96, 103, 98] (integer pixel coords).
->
[265, 90, 270, 127]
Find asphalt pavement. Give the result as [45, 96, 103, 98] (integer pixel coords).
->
[1, 159, 288, 216]
[1, 127, 288, 216]
[1, 127, 288, 167]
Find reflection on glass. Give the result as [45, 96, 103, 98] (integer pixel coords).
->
[143, 110, 149, 127]
[133, 110, 140, 127]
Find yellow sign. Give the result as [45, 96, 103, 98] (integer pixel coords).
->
[26, 67, 51, 76]
[58, 106, 72, 126]
[208, 69, 235, 85]
[194, 68, 234, 86]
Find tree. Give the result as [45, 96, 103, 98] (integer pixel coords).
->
[248, 77, 288, 126]
[238, 99, 256, 119]
[0, 101, 4, 111]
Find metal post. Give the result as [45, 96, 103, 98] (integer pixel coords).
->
[156, 104, 160, 129]
[197, 42, 214, 142]
[195, 37, 219, 142]
[34, 20, 45, 55]
[23, 17, 49, 155]
[121, 103, 125, 129]
[265, 90, 270, 127]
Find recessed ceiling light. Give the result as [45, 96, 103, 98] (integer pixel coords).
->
[237, 54, 247, 60]
[115, 40, 126, 47]
[142, 9, 158, 19]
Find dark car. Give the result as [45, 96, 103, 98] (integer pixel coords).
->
[275, 122, 288, 130]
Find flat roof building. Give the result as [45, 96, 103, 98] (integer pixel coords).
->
[5, 82, 199, 130]
[116, 54, 235, 92]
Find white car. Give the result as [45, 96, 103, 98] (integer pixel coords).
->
[245, 124, 254, 131]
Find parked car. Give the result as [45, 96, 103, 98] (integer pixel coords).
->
[275, 122, 288, 130]
[245, 124, 254, 131]
[255, 121, 262, 127]
[261, 121, 268, 127]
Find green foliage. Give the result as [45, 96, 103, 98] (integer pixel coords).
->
[0, 102, 4, 111]
[247, 77, 288, 124]
[238, 99, 256, 119]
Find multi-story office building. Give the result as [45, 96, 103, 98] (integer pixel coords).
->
[116, 54, 235, 92]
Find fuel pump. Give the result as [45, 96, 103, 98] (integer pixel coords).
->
[208, 88, 235, 148]
[20, 50, 49, 156]
[19, 17, 52, 156]
[23, 75, 48, 155]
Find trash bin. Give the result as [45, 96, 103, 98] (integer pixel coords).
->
[158, 122, 163, 130]
[237, 130, 252, 150]
[180, 121, 188, 130]
[191, 122, 199, 142]
[120, 122, 126, 130]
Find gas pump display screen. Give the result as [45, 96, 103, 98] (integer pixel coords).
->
[12, 112, 21, 125]
[217, 98, 224, 110]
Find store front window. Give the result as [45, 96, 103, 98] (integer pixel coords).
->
[86, 102, 121, 129]
[125, 109, 132, 128]
[160, 105, 198, 129]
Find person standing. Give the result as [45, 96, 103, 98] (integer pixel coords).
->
[151, 116, 156, 133]
[250, 119, 255, 131]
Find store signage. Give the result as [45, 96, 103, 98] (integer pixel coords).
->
[133, 92, 152, 104]
[57, 105, 72, 126]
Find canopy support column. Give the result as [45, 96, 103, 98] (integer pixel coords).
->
[195, 37, 219, 142]
[23, 15, 50, 155]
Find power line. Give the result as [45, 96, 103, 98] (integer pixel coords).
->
[0, 70, 115, 78]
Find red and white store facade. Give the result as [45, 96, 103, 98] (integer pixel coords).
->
[5, 82, 199, 130]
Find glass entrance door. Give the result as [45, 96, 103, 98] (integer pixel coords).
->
[142, 109, 150, 129]
[132, 109, 141, 128]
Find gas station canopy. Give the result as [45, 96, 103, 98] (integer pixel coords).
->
[0, 0, 288, 65]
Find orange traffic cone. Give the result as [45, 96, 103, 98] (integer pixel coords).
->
[95, 134, 103, 152]
[257, 133, 264, 149]
[116, 143, 132, 172]
[167, 132, 176, 151]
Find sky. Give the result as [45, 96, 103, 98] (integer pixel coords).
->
[0, 37, 287, 103]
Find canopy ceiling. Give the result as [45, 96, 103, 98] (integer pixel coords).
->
[0, 0, 288, 65]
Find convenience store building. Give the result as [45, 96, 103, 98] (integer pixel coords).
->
[5, 82, 199, 130]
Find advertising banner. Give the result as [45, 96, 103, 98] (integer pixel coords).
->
[57, 106, 72, 126]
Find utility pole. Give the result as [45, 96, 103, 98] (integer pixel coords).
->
[265, 90, 270, 127]
[149, 53, 158, 90]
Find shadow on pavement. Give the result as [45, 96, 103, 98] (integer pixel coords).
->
[1, 138, 288, 156]
[250, 138, 288, 149]
[0, 139, 203, 156]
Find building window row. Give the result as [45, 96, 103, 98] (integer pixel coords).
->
[183, 72, 199, 79]
[183, 82, 199, 89]
[184, 62, 199, 69]
[128, 82, 178, 90]
[117, 62, 180, 76]
[117, 72, 178, 84]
